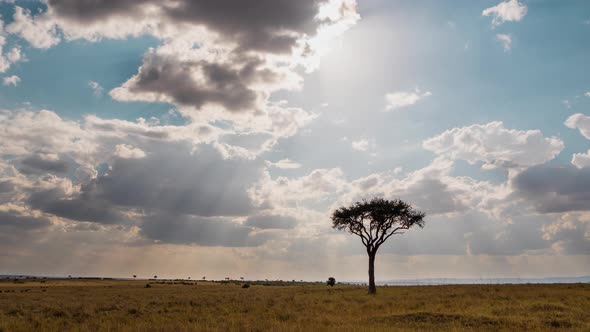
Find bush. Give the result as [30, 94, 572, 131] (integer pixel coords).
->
[145, 283, 151, 288]
[242, 283, 250, 289]
[327, 277, 336, 287]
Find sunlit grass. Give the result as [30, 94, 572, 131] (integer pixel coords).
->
[0, 279, 589, 331]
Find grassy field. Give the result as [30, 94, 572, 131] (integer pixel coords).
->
[0, 279, 589, 331]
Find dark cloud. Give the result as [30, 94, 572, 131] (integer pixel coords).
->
[47, 0, 328, 53]
[28, 188, 127, 224]
[47, 0, 146, 22]
[127, 53, 261, 111]
[163, 0, 323, 53]
[25, 142, 262, 226]
[0, 180, 15, 193]
[140, 214, 268, 247]
[513, 165, 590, 213]
[244, 215, 298, 229]
[87, 142, 261, 216]
[19, 154, 69, 174]
[398, 178, 467, 215]
[0, 210, 52, 230]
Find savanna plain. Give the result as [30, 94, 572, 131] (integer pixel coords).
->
[0, 278, 589, 331]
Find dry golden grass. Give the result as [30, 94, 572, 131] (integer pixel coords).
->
[0, 279, 589, 331]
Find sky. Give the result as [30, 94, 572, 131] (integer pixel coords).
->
[0, 0, 589, 281]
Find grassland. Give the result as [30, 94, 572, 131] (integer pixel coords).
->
[0, 278, 589, 331]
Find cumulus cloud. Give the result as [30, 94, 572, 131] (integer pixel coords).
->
[541, 213, 590, 254]
[423, 121, 563, 169]
[565, 113, 590, 140]
[571, 151, 590, 168]
[384, 89, 431, 111]
[6, 6, 60, 49]
[482, 0, 528, 27]
[3, 75, 20, 86]
[496, 33, 512, 51]
[114, 144, 146, 159]
[0, 22, 23, 73]
[565, 113, 590, 168]
[7, 0, 359, 124]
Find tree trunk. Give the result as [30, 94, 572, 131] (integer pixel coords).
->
[368, 253, 376, 294]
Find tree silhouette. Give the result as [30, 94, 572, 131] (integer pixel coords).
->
[133, 275, 137, 279]
[327, 277, 336, 287]
[331, 197, 425, 294]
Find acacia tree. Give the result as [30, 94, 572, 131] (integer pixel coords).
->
[331, 197, 425, 294]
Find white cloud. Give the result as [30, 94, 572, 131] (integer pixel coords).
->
[483, 0, 528, 27]
[2, 75, 20, 86]
[565, 113, 590, 140]
[584, 92, 590, 97]
[88, 81, 103, 96]
[423, 121, 564, 169]
[114, 144, 146, 159]
[571, 151, 590, 169]
[351, 138, 370, 151]
[267, 159, 302, 169]
[6, 46, 21, 63]
[565, 113, 590, 168]
[6, 7, 60, 49]
[384, 88, 431, 111]
[496, 33, 512, 51]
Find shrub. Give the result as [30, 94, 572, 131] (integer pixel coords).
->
[145, 284, 151, 288]
[327, 277, 336, 287]
[242, 283, 250, 289]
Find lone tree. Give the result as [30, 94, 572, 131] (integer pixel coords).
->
[327, 277, 336, 287]
[331, 197, 425, 294]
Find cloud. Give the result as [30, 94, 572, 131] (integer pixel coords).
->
[88, 81, 103, 96]
[351, 138, 370, 151]
[541, 213, 590, 254]
[244, 215, 298, 230]
[4, 1, 358, 128]
[513, 164, 590, 213]
[496, 33, 512, 51]
[140, 214, 269, 247]
[0, 22, 23, 73]
[423, 121, 563, 169]
[482, 0, 528, 27]
[2, 75, 20, 86]
[0, 208, 52, 231]
[19, 153, 69, 175]
[565, 113, 590, 140]
[110, 49, 270, 112]
[114, 144, 146, 159]
[6, 6, 60, 49]
[571, 151, 590, 169]
[584, 92, 590, 97]
[384, 89, 431, 111]
[565, 113, 590, 168]
[267, 159, 302, 169]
